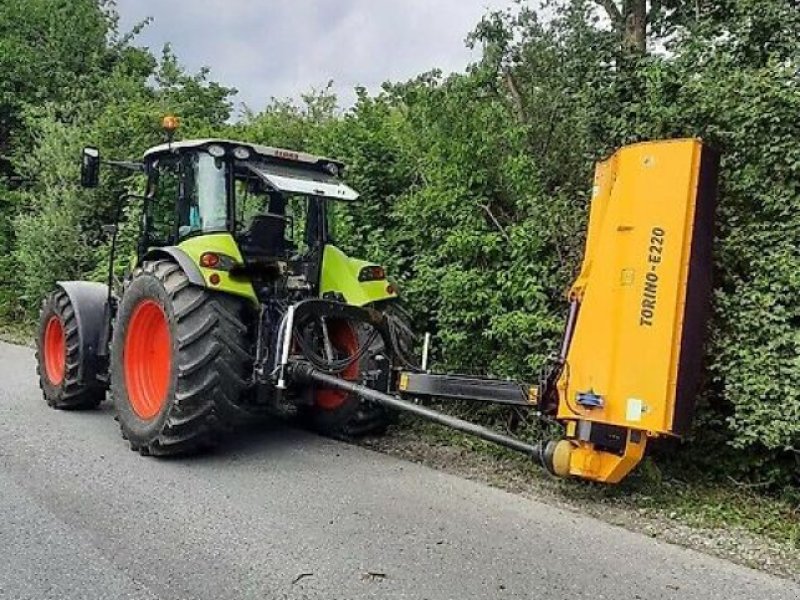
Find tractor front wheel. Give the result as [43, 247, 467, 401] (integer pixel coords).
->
[109, 260, 252, 456]
[36, 289, 105, 409]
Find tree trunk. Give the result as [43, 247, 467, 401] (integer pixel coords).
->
[503, 71, 528, 125]
[623, 0, 647, 53]
[595, 0, 648, 54]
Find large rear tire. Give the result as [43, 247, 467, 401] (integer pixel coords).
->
[300, 303, 413, 438]
[36, 289, 105, 409]
[298, 318, 380, 437]
[110, 260, 252, 456]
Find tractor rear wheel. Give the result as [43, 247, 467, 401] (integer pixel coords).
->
[35, 289, 105, 409]
[109, 259, 252, 456]
[300, 303, 413, 438]
[299, 318, 379, 437]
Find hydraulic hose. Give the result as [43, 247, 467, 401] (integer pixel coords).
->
[292, 320, 379, 374]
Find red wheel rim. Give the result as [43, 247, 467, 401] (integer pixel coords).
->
[43, 315, 66, 386]
[124, 300, 172, 420]
[315, 320, 360, 411]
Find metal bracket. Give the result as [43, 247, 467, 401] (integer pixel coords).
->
[397, 372, 534, 407]
[276, 304, 296, 390]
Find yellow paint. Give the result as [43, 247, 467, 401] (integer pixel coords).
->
[550, 440, 574, 477]
[568, 433, 647, 484]
[178, 233, 258, 304]
[319, 245, 397, 306]
[527, 386, 538, 405]
[556, 139, 708, 483]
[399, 372, 409, 392]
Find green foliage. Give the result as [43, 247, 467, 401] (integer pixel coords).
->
[11, 113, 95, 306]
[0, 0, 118, 157]
[467, 0, 800, 485]
[0, 1, 235, 315]
[1, 0, 798, 488]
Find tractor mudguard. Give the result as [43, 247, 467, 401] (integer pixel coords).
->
[55, 281, 110, 385]
[175, 233, 259, 303]
[141, 247, 205, 286]
[319, 245, 398, 306]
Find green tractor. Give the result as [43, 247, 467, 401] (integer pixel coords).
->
[36, 127, 414, 455]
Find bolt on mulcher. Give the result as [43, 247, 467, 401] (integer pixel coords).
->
[36, 116, 718, 484]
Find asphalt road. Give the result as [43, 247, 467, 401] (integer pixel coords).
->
[0, 341, 796, 600]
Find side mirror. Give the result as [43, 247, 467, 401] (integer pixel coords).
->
[81, 147, 100, 188]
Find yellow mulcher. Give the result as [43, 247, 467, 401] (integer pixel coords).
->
[323, 138, 718, 484]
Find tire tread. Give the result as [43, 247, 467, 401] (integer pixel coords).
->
[36, 289, 105, 410]
[111, 259, 253, 456]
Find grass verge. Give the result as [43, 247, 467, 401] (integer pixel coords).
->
[0, 320, 35, 346]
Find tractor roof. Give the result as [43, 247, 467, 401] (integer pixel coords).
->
[143, 139, 345, 171]
[144, 138, 359, 201]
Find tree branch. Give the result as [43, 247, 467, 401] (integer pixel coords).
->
[478, 203, 511, 244]
[594, 0, 623, 27]
[503, 71, 527, 125]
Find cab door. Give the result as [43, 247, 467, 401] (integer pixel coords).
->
[140, 157, 181, 257]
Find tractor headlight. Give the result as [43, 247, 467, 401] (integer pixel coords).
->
[233, 146, 251, 160]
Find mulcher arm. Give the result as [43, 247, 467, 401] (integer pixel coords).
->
[291, 363, 548, 461]
[290, 139, 719, 485]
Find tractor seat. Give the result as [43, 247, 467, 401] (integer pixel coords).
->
[238, 213, 294, 259]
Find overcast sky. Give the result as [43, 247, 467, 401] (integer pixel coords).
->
[115, 0, 514, 115]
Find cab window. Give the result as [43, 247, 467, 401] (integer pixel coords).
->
[179, 152, 228, 239]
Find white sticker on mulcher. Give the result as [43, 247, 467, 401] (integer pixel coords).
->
[626, 398, 643, 422]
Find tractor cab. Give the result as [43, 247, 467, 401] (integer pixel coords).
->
[140, 140, 357, 285]
[127, 138, 390, 306]
[79, 134, 396, 307]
